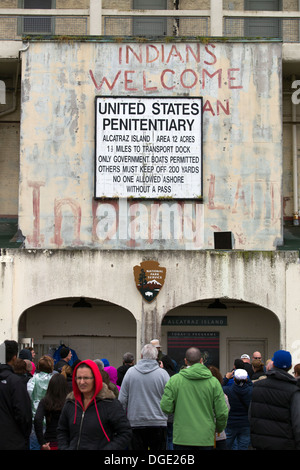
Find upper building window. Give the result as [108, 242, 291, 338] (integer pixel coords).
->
[133, 0, 167, 37]
[244, 0, 282, 38]
[20, 0, 54, 35]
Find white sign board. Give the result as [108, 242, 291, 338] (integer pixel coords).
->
[95, 97, 202, 199]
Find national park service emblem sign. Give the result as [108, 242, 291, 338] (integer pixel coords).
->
[133, 261, 166, 303]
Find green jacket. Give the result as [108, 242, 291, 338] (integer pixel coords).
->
[160, 363, 228, 446]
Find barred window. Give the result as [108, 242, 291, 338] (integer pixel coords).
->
[22, 0, 53, 35]
[244, 0, 282, 38]
[133, 0, 167, 36]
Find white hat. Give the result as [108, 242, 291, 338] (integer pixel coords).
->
[241, 354, 250, 360]
[234, 369, 248, 381]
[150, 339, 161, 348]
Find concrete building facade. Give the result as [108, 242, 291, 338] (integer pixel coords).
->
[1, 1, 300, 374]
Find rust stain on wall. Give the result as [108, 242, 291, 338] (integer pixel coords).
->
[19, 40, 282, 250]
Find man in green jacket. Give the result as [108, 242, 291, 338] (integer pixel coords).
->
[160, 347, 228, 450]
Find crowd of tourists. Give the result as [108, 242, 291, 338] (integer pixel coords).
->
[0, 337, 300, 451]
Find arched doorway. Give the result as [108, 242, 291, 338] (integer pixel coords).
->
[161, 298, 280, 375]
[18, 297, 136, 368]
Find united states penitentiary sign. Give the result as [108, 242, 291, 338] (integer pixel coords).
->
[95, 96, 203, 199]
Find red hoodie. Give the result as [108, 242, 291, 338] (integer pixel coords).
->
[72, 359, 110, 442]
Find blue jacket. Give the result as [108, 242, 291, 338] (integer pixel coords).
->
[223, 380, 253, 427]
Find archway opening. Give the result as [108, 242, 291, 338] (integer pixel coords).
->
[18, 297, 136, 369]
[161, 298, 280, 375]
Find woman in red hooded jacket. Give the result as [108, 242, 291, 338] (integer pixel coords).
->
[56, 360, 132, 450]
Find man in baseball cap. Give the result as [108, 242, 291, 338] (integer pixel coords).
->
[150, 339, 163, 360]
[240, 354, 253, 378]
[222, 368, 253, 449]
[234, 368, 248, 381]
[272, 349, 292, 369]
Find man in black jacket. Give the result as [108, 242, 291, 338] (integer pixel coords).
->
[0, 340, 32, 450]
[117, 352, 135, 386]
[249, 349, 300, 450]
[54, 346, 72, 372]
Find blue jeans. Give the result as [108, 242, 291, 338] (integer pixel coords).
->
[225, 426, 250, 450]
[30, 429, 40, 450]
[166, 422, 174, 450]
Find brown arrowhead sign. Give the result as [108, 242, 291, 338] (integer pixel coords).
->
[133, 261, 166, 303]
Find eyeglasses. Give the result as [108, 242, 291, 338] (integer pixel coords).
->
[253, 357, 261, 360]
[75, 377, 94, 382]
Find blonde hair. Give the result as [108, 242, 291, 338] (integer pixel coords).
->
[61, 364, 73, 377]
[38, 355, 54, 373]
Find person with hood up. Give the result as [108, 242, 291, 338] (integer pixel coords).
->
[222, 368, 253, 450]
[118, 343, 170, 450]
[160, 347, 228, 450]
[0, 340, 32, 450]
[57, 359, 132, 450]
[104, 365, 120, 391]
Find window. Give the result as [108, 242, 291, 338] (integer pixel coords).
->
[20, 0, 54, 35]
[244, 0, 282, 38]
[133, 0, 167, 37]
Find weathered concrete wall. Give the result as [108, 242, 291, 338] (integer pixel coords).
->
[19, 39, 282, 250]
[1, 248, 299, 360]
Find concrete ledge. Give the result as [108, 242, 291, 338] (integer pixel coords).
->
[0, 41, 23, 59]
[283, 43, 300, 63]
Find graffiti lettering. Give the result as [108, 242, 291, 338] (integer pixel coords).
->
[27, 177, 280, 249]
[89, 67, 242, 94]
[27, 181, 45, 247]
[118, 44, 217, 65]
[89, 43, 243, 117]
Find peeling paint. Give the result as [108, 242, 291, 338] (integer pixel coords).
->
[19, 40, 282, 250]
